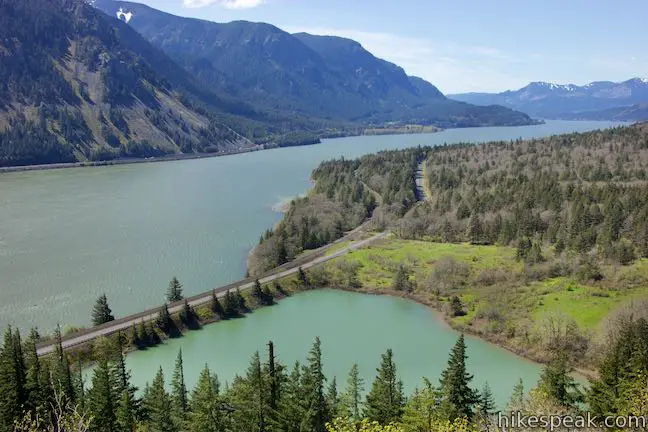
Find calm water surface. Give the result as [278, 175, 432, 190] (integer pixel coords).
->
[125, 289, 543, 408]
[0, 120, 623, 331]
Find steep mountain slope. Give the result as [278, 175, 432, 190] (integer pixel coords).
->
[94, 0, 536, 127]
[450, 78, 648, 120]
[0, 0, 272, 167]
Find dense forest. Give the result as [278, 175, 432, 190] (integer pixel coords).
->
[397, 123, 648, 264]
[4, 319, 647, 432]
[247, 148, 423, 276]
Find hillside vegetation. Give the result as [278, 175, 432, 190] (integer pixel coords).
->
[252, 122, 648, 372]
[247, 148, 423, 275]
[93, 0, 536, 128]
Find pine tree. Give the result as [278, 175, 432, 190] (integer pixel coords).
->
[302, 337, 329, 432]
[23, 328, 43, 411]
[157, 304, 173, 334]
[187, 365, 224, 432]
[52, 325, 75, 404]
[143, 368, 177, 432]
[277, 362, 306, 432]
[438, 334, 478, 420]
[266, 341, 280, 412]
[87, 358, 117, 432]
[392, 264, 413, 292]
[467, 214, 483, 243]
[340, 363, 364, 421]
[235, 288, 247, 313]
[507, 378, 525, 412]
[116, 390, 137, 432]
[539, 353, 582, 408]
[326, 376, 339, 418]
[0, 327, 27, 430]
[450, 296, 465, 317]
[137, 320, 150, 347]
[222, 290, 238, 318]
[179, 299, 196, 328]
[253, 279, 264, 303]
[401, 378, 443, 431]
[92, 293, 115, 326]
[211, 290, 224, 317]
[364, 349, 404, 424]
[166, 277, 184, 302]
[129, 324, 141, 349]
[477, 382, 495, 417]
[171, 350, 188, 428]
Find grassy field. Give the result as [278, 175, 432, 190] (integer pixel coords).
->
[319, 236, 648, 368]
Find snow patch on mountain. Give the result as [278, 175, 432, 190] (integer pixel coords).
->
[116, 7, 133, 23]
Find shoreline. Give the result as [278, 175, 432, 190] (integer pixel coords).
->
[331, 285, 597, 381]
[0, 145, 265, 174]
[0, 127, 446, 174]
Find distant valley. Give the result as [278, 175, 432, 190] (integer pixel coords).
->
[0, 0, 539, 168]
[450, 78, 648, 121]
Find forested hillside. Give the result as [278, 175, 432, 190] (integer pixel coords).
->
[247, 148, 422, 275]
[0, 0, 328, 167]
[93, 0, 537, 129]
[399, 123, 648, 263]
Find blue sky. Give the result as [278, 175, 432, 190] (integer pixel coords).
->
[134, 0, 647, 94]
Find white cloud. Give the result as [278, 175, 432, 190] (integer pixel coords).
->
[284, 26, 533, 94]
[183, 0, 264, 9]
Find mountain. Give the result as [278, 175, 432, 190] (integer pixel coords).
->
[93, 0, 536, 128]
[0, 0, 279, 167]
[450, 78, 648, 120]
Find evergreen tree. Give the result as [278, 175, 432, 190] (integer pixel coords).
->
[187, 365, 224, 432]
[166, 277, 184, 302]
[450, 296, 465, 317]
[467, 214, 484, 243]
[364, 349, 404, 424]
[477, 382, 495, 417]
[52, 325, 75, 404]
[507, 378, 525, 412]
[438, 334, 478, 420]
[179, 299, 197, 328]
[326, 376, 339, 418]
[235, 289, 247, 313]
[539, 353, 582, 408]
[392, 264, 413, 292]
[302, 337, 329, 432]
[116, 390, 137, 432]
[87, 358, 117, 432]
[23, 328, 43, 411]
[92, 293, 115, 326]
[211, 290, 224, 317]
[340, 363, 364, 421]
[222, 290, 238, 318]
[266, 341, 280, 412]
[171, 350, 188, 428]
[253, 279, 264, 303]
[143, 368, 177, 432]
[0, 327, 27, 431]
[156, 304, 173, 334]
[401, 378, 443, 431]
[277, 362, 306, 432]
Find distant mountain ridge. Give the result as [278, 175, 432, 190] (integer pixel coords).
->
[93, 0, 536, 128]
[450, 78, 648, 120]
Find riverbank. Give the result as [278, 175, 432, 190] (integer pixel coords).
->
[0, 126, 443, 174]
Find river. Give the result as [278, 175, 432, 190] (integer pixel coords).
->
[0, 120, 622, 332]
[2, 120, 615, 405]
